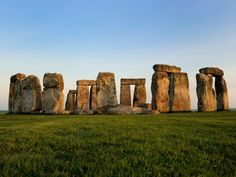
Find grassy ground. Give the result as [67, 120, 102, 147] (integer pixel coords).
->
[0, 111, 235, 177]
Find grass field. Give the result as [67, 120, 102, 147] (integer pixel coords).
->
[0, 111, 236, 177]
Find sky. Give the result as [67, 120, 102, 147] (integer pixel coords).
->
[0, 0, 236, 110]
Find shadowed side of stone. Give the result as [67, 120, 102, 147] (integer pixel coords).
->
[215, 76, 229, 111]
[65, 90, 76, 113]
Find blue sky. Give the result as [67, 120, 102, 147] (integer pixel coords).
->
[0, 0, 236, 109]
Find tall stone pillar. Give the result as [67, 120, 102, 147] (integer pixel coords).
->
[120, 84, 131, 106]
[65, 90, 76, 113]
[90, 85, 97, 111]
[133, 84, 146, 107]
[215, 76, 229, 111]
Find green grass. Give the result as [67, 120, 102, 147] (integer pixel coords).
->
[0, 111, 236, 177]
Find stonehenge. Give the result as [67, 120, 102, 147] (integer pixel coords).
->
[9, 73, 26, 113]
[42, 73, 65, 114]
[75, 80, 96, 114]
[120, 78, 146, 107]
[151, 64, 191, 112]
[65, 90, 76, 113]
[8, 65, 230, 115]
[96, 72, 118, 109]
[196, 67, 229, 112]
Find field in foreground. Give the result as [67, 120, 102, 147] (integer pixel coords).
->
[0, 111, 236, 177]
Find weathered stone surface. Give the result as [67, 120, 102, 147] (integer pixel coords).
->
[96, 72, 117, 108]
[215, 76, 229, 111]
[139, 103, 152, 110]
[65, 90, 76, 113]
[42, 88, 64, 114]
[133, 84, 146, 107]
[153, 64, 181, 73]
[199, 67, 224, 77]
[43, 73, 64, 91]
[90, 85, 97, 111]
[151, 72, 170, 112]
[169, 73, 191, 112]
[76, 80, 96, 86]
[106, 105, 160, 115]
[9, 73, 26, 113]
[121, 79, 146, 85]
[196, 73, 217, 112]
[76, 85, 90, 112]
[120, 84, 131, 106]
[22, 75, 42, 113]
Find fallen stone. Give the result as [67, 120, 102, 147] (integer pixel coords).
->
[153, 64, 181, 73]
[22, 75, 42, 113]
[106, 105, 160, 115]
[199, 67, 224, 77]
[196, 73, 217, 112]
[96, 72, 118, 108]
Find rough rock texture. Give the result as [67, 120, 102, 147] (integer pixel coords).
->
[133, 84, 146, 107]
[65, 90, 76, 113]
[42, 88, 64, 114]
[96, 72, 118, 108]
[121, 79, 146, 85]
[90, 85, 97, 111]
[76, 85, 90, 112]
[139, 103, 152, 110]
[76, 80, 96, 86]
[151, 72, 170, 112]
[43, 73, 64, 91]
[106, 105, 160, 115]
[153, 64, 181, 73]
[42, 73, 64, 114]
[22, 75, 42, 113]
[215, 76, 229, 111]
[169, 73, 191, 112]
[120, 84, 131, 106]
[9, 73, 26, 113]
[196, 74, 217, 112]
[199, 67, 224, 77]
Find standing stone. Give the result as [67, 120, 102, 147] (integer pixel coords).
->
[65, 90, 76, 113]
[22, 75, 42, 113]
[96, 72, 118, 109]
[120, 84, 131, 106]
[215, 77, 229, 111]
[42, 73, 64, 114]
[196, 74, 217, 112]
[133, 84, 146, 107]
[90, 85, 97, 111]
[76, 85, 90, 112]
[9, 73, 26, 113]
[151, 72, 170, 112]
[169, 73, 191, 112]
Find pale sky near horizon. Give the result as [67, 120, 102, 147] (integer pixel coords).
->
[0, 0, 236, 110]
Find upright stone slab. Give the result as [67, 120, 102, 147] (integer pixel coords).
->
[215, 76, 229, 111]
[169, 73, 191, 112]
[151, 72, 170, 112]
[196, 73, 217, 112]
[22, 75, 42, 113]
[90, 85, 97, 111]
[65, 90, 76, 113]
[120, 84, 131, 106]
[9, 73, 26, 113]
[96, 72, 117, 108]
[76, 85, 90, 112]
[133, 84, 146, 107]
[42, 73, 64, 114]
